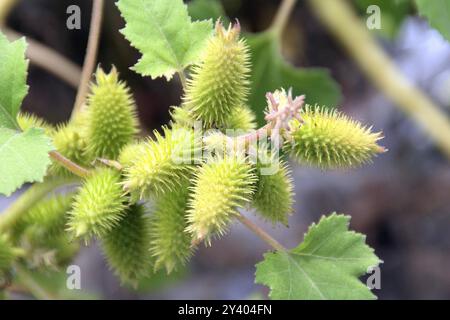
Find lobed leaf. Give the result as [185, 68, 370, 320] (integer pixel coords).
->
[0, 128, 54, 196]
[117, 0, 213, 80]
[255, 213, 381, 300]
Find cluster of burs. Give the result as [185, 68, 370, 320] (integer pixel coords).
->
[0, 23, 383, 286]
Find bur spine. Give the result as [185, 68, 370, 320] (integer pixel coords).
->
[149, 184, 193, 274]
[84, 67, 139, 160]
[186, 155, 256, 244]
[118, 141, 146, 168]
[22, 194, 74, 242]
[102, 204, 152, 286]
[68, 168, 127, 239]
[223, 105, 257, 132]
[17, 112, 54, 135]
[287, 105, 385, 169]
[123, 127, 200, 199]
[183, 22, 250, 127]
[51, 124, 89, 176]
[252, 160, 294, 225]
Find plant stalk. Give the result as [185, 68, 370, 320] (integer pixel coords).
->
[5, 28, 81, 88]
[236, 213, 287, 251]
[49, 151, 91, 178]
[0, 0, 19, 26]
[71, 0, 104, 118]
[270, 0, 297, 38]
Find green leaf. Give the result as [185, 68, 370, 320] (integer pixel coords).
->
[247, 32, 341, 125]
[255, 213, 381, 300]
[416, 0, 450, 42]
[0, 32, 29, 130]
[117, 0, 213, 80]
[188, 0, 229, 24]
[0, 128, 54, 196]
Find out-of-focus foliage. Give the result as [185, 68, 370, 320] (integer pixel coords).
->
[247, 32, 341, 125]
[415, 0, 450, 42]
[188, 0, 229, 24]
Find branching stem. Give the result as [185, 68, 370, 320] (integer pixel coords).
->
[49, 151, 91, 178]
[236, 213, 287, 251]
[5, 28, 81, 88]
[71, 0, 104, 119]
[270, 0, 297, 38]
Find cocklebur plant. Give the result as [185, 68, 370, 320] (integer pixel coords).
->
[0, 0, 386, 300]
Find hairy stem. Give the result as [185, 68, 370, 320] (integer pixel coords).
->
[5, 28, 81, 88]
[310, 0, 450, 159]
[270, 0, 297, 38]
[14, 264, 57, 300]
[0, 177, 72, 232]
[0, 0, 19, 25]
[236, 213, 287, 251]
[71, 0, 104, 118]
[49, 151, 91, 178]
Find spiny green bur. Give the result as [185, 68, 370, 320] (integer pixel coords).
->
[21, 194, 74, 243]
[84, 67, 139, 160]
[68, 168, 127, 240]
[170, 105, 195, 129]
[11, 194, 76, 267]
[101, 204, 152, 286]
[223, 105, 257, 132]
[44, 234, 80, 267]
[149, 184, 193, 274]
[17, 112, 54, 135]
[253, 160, 294, 225]
[122, 127, 200, 199]
[170, 103, 257, 132]
[118, 140, 147, 168]
[51, 123, 89, 176]
[287, 105, 384, 169]
[183, 22, 250, 127]
[186, 155, 256, 244]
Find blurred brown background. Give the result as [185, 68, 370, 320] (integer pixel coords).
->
[1, 0, 450, 299]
